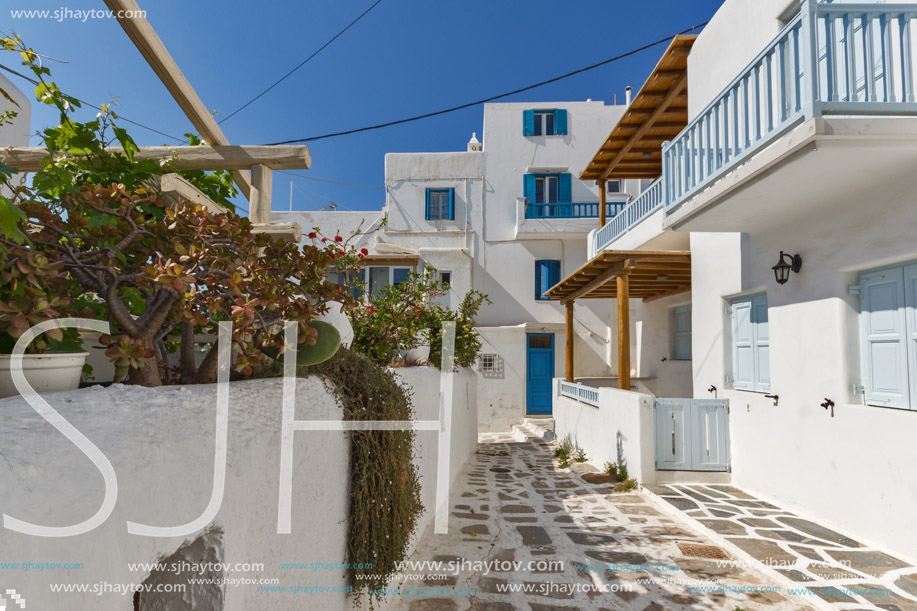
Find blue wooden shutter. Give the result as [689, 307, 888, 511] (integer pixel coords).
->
[654, 399, 690, 470]
[673, 305, 692, 360]
[447, 188, 455, 220]
[558, 173, 572, 203]
[547, 260, 560, 292]
[689, 400, 730, 471]
[523, 110, 535, 136]
[752, 294, 770, 392]
[860, 267, 909, 408]
[523, 174, 536, 202]
[732, 298, 754, 390]
[554, 109, 567, 135]
[424, 188, 431, 220]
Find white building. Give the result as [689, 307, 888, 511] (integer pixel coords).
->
[553, 0, 917, 568]
[278, 99, 644, 431]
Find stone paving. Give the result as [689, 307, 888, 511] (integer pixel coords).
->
[389, 428, 819, 611]
[647, 484, 917, 611]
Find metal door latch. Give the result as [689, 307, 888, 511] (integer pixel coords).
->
[764, 394, 779, 406]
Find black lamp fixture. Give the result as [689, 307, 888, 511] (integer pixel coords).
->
[772, 251, 802, 285]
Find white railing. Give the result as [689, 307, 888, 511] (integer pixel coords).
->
[664, 0, 917, 214]
[593, 177, 664, 254]
[559, 380, 600, 407]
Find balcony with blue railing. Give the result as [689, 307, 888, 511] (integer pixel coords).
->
[525, 201, 628, 219]
[592, 178, 664, 254]
[662, 0, 917, 220]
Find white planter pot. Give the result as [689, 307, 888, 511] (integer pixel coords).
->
[0, 352, 89, 399]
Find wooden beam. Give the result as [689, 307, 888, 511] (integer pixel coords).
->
[102, 0, 254, 199]
[642, 285, 692, 303]
[598, 179, 607, 228]
[617, 274, 631, 391]
[250, 164, 273, 224]
[158, 173, 228, 213]
[0, 146, 311, 172]
[565, 300, 575, 383]
[251, 222, 302, 243]
[561, 261, 629, 304]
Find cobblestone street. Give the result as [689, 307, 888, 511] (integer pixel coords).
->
[390, 427, 827, 611]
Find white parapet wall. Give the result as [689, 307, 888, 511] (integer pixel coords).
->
[553, 380, 656, 484]
[0, 366, 477, 610]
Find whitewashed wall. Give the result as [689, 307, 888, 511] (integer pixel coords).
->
[0, 368, 477, 610]
[689, 188, 917, 563]
[553, 382, 656, 484]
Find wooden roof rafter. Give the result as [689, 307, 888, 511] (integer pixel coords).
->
[580, 35, 696, 182]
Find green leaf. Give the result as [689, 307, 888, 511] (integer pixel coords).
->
[0, 197, 27, 243]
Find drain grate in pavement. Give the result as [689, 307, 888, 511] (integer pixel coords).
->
[677, 542, 730, 560]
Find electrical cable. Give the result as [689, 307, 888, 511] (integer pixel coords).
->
[263, 21, 708, 145]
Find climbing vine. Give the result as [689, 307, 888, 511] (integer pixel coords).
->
[304, 348, 423, 607]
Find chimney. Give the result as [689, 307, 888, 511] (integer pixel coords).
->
[625, 86, 633, 107]
[467, 132, 482, 152]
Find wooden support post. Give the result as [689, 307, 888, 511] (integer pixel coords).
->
[598, 179, 607, 228]
[565, 300, 575, 383]
[250, 164, 272, 224]
[617, 273, 631, 390]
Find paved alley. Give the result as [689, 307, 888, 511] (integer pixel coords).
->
[389, 428, 823, 611]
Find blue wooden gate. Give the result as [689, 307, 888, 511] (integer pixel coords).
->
[526, 333, 554, 415]
[654, 399, 730, 471]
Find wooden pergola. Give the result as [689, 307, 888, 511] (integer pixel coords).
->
[544, 251, 691, 390]
[581, 35, 696, 228]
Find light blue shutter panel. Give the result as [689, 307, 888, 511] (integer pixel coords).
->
[447, 188, 455, 220]
[554, 109, 568, 135]
[752, 294, 770, 392]
[523, 110, 535, 136]
[424, 189, 431, 220]
[732, 299, 754, 390]
[904, 263, 917, 410]
[558, 173, 572, 203]
[673, 306, 692, 360]
[523, 174, 536, 202]
[654, 399, 690, 470]
[860, 267, 909, 408]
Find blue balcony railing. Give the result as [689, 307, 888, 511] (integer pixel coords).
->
[663, 0, 917, 215]
[593, 178, 664, 254]
[525, 201, 627, 219]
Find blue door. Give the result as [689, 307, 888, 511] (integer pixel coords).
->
[526, 333, 555, 415]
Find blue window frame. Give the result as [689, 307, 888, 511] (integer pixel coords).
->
[523, 109, 568, 136]
[425, 188, 455, 221]
[523, 173, 572, 204]
[535, 260, 561, 301]
[671, 305, 692, 360]
[731, 294, 769, 392]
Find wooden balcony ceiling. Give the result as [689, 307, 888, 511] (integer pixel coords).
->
[360, 254, 420, 268]
[545, 250, 691, 303]
[581, 35, 696, 182]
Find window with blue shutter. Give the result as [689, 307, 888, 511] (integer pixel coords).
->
[535, 260, 560, 301]
[523, 174, 536, 202]
[672, 305, 692, 360]
[525, 109, 566, 136]
[731, 294, 769, 392]
[860, 264, 912, 409]
[425, 188, 455, 221]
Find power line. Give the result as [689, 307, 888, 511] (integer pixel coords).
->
[277, 169, 385, 189]
[0, 62, 188, 143]
[217, 0, 385, 126]
[264, 22, 708, 146]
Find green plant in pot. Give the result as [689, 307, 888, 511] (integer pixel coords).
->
[0, 244, 88, 398]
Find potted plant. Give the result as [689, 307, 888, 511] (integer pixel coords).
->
[0, 244, 88, 398]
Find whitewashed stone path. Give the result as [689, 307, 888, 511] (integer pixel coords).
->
[388, 427, 825, 611]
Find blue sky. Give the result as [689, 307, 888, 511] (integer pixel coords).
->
[4, 0, 723, 214]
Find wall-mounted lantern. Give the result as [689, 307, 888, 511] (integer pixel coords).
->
[772, 251, 802, 285]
